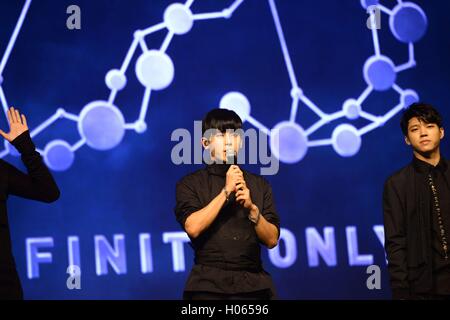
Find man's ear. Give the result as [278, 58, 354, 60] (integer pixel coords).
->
[201, 137, 210, 149]
[440, 127, 445, 140]
[404, 135, 411, 146]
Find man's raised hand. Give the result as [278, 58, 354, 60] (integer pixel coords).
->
[0, 107, 29, 142]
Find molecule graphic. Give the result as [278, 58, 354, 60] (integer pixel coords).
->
[0, 0, 427, 170]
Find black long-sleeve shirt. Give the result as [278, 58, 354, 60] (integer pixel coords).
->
[383, 155, 450, 299]
[0, 130, 60, 300]
[174, 163, 280, 299]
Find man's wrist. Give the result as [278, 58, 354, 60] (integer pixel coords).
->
[248, 204, 260, 225]
[224, 184, 234, 194]
[11, 130, 35, 155]
[222, 187, 230, 202]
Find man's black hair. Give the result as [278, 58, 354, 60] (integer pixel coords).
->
[400, 102, 443, 136]
[202, 108, 242, 138]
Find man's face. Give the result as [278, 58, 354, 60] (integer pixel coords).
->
[405, 117, 444, 154]
[203, 129, 242, 163]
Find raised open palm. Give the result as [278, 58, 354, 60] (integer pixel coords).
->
[0, 107, 29, 142]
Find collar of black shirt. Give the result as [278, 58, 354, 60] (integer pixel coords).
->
[206, 163, 232, 177]
[413, 154, 448, 175]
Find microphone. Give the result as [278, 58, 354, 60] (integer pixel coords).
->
[225, 147, 241, 203]
[226, 146, 237, 165]
[226, 147, 245, 204]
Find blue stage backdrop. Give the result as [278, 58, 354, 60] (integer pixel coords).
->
[0, 0, 448, 299]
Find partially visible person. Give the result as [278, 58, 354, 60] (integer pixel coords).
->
[383, 103, 450, 300]
[0, 107, 60, 300]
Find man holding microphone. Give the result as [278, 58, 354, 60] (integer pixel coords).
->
[174, 108, 280, 300]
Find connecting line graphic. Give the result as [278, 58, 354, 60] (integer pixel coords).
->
[0, 0, 244, 170]
[0, 0, 83, 159]
[237, 0, 425, 163]
[0, 0, 32, 158]
[0, 0, 428, 170]
[106, 0, 245, 132]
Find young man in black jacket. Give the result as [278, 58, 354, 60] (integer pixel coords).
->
[0, 107, 60, 300]
[174, 108, 280, 300]
[383, 103, 450, 300]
